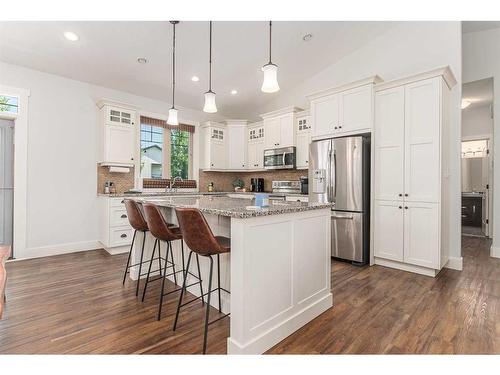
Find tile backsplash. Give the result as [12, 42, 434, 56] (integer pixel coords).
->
[198, 169, 308, 192]
[97, 165, 135, 194]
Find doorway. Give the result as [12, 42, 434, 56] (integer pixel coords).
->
[0, 118, 14, 251]
[461, 78, 494, 238]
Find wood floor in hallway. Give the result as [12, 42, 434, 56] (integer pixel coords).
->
[0, 236, 498, 354]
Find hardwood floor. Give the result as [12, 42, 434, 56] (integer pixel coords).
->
[1, 236, 498, 354]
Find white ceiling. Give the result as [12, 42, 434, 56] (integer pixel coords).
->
[462, 78, 493, 110]
[0, 21, 396, 119]
[462, 21, 500, 34]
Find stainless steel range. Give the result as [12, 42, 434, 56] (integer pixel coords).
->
[272, 180, 302, 194]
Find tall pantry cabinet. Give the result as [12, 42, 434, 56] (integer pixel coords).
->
[372, 67, 457, 277]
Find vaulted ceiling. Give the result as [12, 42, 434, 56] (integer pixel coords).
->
[0, 21, 397, 118]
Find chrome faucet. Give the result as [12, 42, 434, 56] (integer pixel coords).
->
[166, 176, 183, 193]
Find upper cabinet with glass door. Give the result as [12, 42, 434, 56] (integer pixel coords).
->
[104, 106, 136, 126]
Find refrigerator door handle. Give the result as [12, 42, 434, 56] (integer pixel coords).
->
[331, 215, 354, 220]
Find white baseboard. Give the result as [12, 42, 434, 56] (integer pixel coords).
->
[15, 240, 102, 260]
[445, 256, 463, 271]
[491, 245, 500, 259]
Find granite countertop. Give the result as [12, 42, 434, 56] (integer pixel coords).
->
[133, 195, 331, 219]
[98, 191, 309, 198]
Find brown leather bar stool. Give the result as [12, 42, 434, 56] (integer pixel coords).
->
[122, 199, 154, 297]
[141, 203, 205, 320]
[173, 207, 231, 354]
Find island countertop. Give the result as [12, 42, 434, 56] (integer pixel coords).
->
[132, 195, 332, 219]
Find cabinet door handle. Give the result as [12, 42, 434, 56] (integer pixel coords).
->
[120, 233, 127, 238]
[405, 193, 409, 197]
[405, 206, 408, 209]
[120, 200, 125, 204]
[121, 214, 127, 219]
[398, 193, 402, 197]
[399, 206, 402, 209]
[334, 126, 338, 130]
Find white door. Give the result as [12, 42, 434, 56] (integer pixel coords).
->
[403, 202, 439, 268]
[0, 119, 14, 248]
[404, 78, 441, 203]
[264, 118, 281, 149]
[105, 125, 135, 164]
[311, 94, 339, 138]
[228, 126, 247, 169]
[279, 114, 295, 147]
[340, 85, 373, 133]
[374, 87, 405, 202]
[296, 132, 310, 169]
[373, 200, 404, 262]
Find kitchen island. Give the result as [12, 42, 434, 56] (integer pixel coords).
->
[129, 195, 332, 354]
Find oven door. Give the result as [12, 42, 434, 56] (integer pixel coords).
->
[264, 147, 296, 169]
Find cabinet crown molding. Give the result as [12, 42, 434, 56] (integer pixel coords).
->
[225, 119, 249, 126]
[201, 121, 225, 128]
[96, 99, 138, 110]
[306, 75, 383, 101]
[375, 66, 457, 92]
[260, 106, 303, 120]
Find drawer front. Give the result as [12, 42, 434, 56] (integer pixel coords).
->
[110, 207, 131, 227]
[110, 197, 126, 207]
[285, 196, 309, 203]
[109, 227, 134, 247]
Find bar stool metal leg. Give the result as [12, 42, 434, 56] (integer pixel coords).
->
[217, 254, 222, 313]
[170, 241, 178, 285]
[141, 239, 158, 302]
[203, 255, 214, 354]
[157, 241, 172, 321]
[195, 254, 205, 305]
[122, 230, 137, 285]
[135, 231, 146, 297]
[173, 251, 193, 330]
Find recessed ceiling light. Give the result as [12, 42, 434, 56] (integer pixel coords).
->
[63, 31, 79, 42]
[191, 76, 200, 82]
[230, 89, 238, 95]
[137, 57, 148, 64]
[461, 99, 472, 109]
[302, 33, 313, 42]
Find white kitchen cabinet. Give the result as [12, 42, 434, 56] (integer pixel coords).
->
[98, 102, 136, 166]
[296, 112, 311, 169]
[227, 120, 248, 170]
[374, 86, 405, 201]
[247, 122, 264, 170]
[403, 202, 439, 269]
[372, 67, 457, 276]
[373, 200, 404, 262]
[201, 122, 227, 170]
[261, 107, 301, 150]
[98, 196, 133, 254]
[308, 77, 381, 140]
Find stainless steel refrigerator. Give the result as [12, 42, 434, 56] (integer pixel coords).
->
[308, 135, 370, 264]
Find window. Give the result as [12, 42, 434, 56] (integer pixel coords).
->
[0, 95, 18, 115]
[140, 125, 163, 178]
[170, 129, 190, 179]
[139, 122, 192, 179]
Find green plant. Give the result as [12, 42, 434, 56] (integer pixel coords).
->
[232, 178, 244, 189]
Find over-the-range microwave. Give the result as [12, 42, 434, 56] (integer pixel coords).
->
[263, 146, 296, 170]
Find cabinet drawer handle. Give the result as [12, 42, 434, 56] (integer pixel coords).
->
[120, 200, 124, 204]
[120, 214, 127, 219]
[120, 233, 127, 238]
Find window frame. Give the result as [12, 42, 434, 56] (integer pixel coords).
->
[139, 122, 193, 180]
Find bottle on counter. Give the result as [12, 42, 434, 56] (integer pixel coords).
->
[104, 182, 110, 194]
[208, 182, 214, 192]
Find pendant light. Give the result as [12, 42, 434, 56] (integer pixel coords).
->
[261, 21, 280, 93]
[203, 21, 217, 113]
[167, 21, 179, 125]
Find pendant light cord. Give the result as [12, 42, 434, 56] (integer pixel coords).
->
[209, 21, 212, 92]
[268, 21, 272, 64]
[172, 21, 176, 109]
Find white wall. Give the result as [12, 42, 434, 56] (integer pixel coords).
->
[462, 105, 493, 139]
[259, 21, 463, 264]
[463, 27, 500, 257]
[0, 61, 217, 258]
